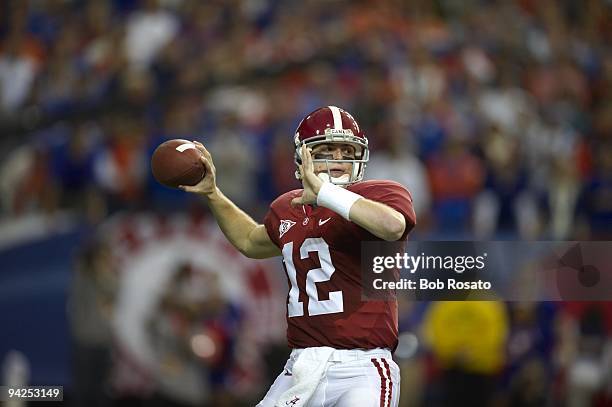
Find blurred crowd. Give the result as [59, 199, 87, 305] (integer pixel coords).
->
[0, 0, 610, 239]
[1, 0, 612, 406]
[397, 298, 612, 407]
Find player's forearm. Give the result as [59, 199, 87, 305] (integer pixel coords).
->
[204, 188, 260, 255]
[316, 182, 406, 241]
[349, 198, 406, 241]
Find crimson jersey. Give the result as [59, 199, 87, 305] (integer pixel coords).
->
[264, 180, 416, 350]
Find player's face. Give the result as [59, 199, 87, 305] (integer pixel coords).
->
[311, 143, 356, 179]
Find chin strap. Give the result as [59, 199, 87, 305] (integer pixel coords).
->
[317, 172, 350, 185]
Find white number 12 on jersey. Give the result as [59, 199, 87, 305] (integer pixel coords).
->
[282, 238, 344, 317]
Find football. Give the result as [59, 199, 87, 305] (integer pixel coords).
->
[151, 139, 207, 188]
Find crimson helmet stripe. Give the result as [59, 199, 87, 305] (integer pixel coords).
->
[328, 106, 343, 130]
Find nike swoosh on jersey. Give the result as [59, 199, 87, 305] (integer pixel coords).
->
[318, 218, 332, 226]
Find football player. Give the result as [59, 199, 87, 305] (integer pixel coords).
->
[181, 106, 416, 407]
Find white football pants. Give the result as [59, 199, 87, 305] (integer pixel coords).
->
[256, 348, 400, 407]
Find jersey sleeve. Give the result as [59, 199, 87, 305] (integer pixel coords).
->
[263, 191, 300, 248]
[352, 180, 417, 240]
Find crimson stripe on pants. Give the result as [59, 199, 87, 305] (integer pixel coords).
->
[381, 358, 393, 406]
[371, 358, 389, 407]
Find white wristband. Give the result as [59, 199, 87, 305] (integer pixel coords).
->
[316, 182, 362, 220]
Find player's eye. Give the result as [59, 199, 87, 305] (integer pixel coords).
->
[342, 148, 356, 158]
[313, 153, 334, 160]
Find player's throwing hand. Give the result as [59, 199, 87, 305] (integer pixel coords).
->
[291, 144, 324, 207]
[179, 141, 217, 197]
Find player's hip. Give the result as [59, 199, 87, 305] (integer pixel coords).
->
[285, 347, 398, 375]
[289, 347, 392, 362]
[272, 347, 400, 407]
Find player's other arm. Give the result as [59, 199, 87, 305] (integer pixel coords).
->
[348, 198, 406, 241]
[180, 142, 280, 259]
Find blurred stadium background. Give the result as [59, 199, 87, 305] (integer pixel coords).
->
[0, 0, 611, 406]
